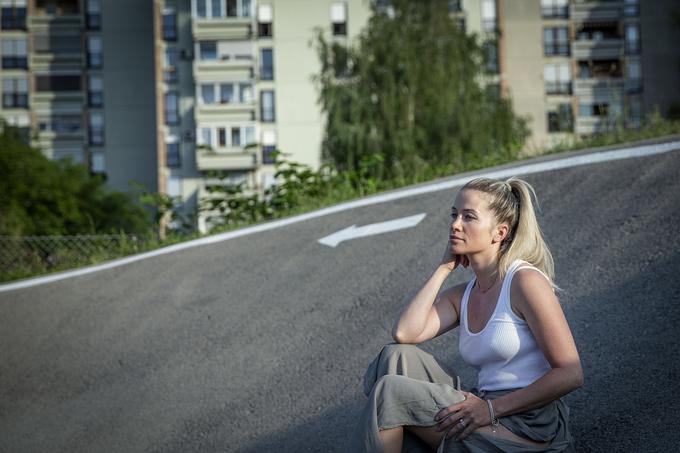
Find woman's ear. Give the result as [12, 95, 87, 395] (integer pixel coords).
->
[492, 223, 509, 244]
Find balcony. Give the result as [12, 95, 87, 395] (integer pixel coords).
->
[572, 39, 623, 60]
[575, 116, 617, 134]
[192, 17, 252, 41]
[196, 102, 256, 122]
[30, 52, 83, 71]
[193, 58, 253, 79]
[574, 77, 624, 98]
[570, 1, 622, 22]
[196, 146, 258, 171]
[29, 14, 83, 32]
[31, 91, 84, 110]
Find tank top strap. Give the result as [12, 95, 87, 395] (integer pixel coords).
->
[497, 260, 524, 316]
[460, 278, 476, 330]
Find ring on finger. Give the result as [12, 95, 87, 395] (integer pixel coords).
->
[459, 418, 466, 428]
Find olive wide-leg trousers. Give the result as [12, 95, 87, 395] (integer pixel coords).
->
[344, 343, 574, 453]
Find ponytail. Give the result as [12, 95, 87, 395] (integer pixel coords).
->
[461, 177, 556, 288]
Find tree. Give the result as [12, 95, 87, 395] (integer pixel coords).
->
[314, 0, 529, 182]
[0, 121, 153, 236]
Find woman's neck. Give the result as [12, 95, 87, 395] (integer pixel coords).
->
[467, 250, 501, 291]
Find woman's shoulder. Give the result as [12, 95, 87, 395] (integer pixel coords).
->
[509, 264, 558, 318]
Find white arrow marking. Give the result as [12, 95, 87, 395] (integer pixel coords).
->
[318, 213, 427, 248]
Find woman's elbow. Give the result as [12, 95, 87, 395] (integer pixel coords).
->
[568, 363, 584, 390]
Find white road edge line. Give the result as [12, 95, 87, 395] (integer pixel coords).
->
[2, 140, 679, 292]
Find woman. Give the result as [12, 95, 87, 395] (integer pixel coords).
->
[347, 177, 583, 452]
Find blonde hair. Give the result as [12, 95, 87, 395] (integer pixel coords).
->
[461, 177, 556, 287]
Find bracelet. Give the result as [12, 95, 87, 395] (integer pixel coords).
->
[485, 399, 500, 434]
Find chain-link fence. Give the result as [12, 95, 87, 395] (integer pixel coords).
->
[0, 234, 152, 282]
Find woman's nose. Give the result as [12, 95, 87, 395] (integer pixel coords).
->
[451, 216, 462, 231]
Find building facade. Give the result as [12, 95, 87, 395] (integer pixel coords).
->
[0, 0, 158, 194]
[3, 0, 679, 234]
[500, 0, 680, 152]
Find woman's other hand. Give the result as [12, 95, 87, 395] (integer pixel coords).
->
[440, 239, 469, 272]
[434, 391, 490, 440]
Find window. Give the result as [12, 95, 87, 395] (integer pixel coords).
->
[164, 48, 178, 83]
[89, 112, 104, 145]
[2, 77, 28, 108]
[547, 104, 573, 132]
[331, 2, 347, 36]
[262, 145, 276, 164]
[626, 60, 641, 93]
[201, 127, 213, 146]
[1, 0, 27, 30]
[484, 41, 498, 73]
[226, 0, 237, 17]
[244, 126, 255, 145]
[481, 0, 496, 33]
[448, 0, 461, 13]
[230, 127, 241, 146]
[217, 127, 226, 146]
[195, 0, 250, 18]
[625, 24, 640, 54]
[199, 41, 217, 60]
[162, 8, 177, 41]
[201, 84, 215, 104]
[544, 63, 571, 94]
[258, 4, 272, 37]
[88, 75, 103, 107]
[196, 0, 207, 17]
[579, 103, 609, 118]
[87, 35, 102, 68]
[260, 48, 273, 80]
[1, 37, 27, 68]
[628, 97, 641, 125]
[623, 0, 639, 17]
[38, 115, 81, 133]
[166, 137, 181, 167]
[210, 0, 221, 17]
[262, 130, 276, 164]
[541, 0, 568, 19]
[165, 91, 179, 125]
[86, 0, 100, 29]
[260, 90, 275, 122]
[220, 83, 234, 103]
[239, 83, 253, 103]
[35, 75, 80, 91]
[544, 27, 569, 56]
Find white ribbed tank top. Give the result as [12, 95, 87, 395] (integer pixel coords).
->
[459, 259, 551, 391]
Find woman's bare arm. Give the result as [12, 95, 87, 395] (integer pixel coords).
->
[491, 269, 584, 416]
[391, 265, 463, 344]
[434, 269, 583, 439]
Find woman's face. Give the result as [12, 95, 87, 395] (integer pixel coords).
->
[449, 189, 504, 255]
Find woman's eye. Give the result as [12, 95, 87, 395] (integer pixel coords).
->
[464, 215, 475, 220]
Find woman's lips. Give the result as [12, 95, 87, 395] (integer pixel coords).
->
[450, 236, 463, 242]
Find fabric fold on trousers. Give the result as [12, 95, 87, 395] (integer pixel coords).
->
[345, 343, 575, 453]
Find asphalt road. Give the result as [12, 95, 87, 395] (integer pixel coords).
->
[1, 142, 680, 452]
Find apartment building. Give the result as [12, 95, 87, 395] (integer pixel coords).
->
[500, 0, 680, 152]
[0, 0, 158, 194]
[4, 0, 679, 234]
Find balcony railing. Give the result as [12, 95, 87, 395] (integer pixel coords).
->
[572, 38, 623, 59]
[545, 82, 572, 95]
[196, 146, 258, 171]
[570, 1, 622, 22]
[192, 17, 252, 41]
[573, 77, 624, 98]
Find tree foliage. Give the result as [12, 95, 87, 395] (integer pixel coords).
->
[0, 122, 153, 236]
[314, 0, 529, 181]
